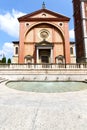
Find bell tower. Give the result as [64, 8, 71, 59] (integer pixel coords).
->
[72, 0, 87, 62]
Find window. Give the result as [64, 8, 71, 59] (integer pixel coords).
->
[42, 13, 46, 17]
[26, 23, 29, 27]
[40, 29, 49, 39]
[58, 22, 63, 27]
[15, 47, 18, 55]
[70, 47, 73, 54]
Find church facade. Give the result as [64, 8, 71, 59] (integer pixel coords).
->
[12, 5, 75, 64]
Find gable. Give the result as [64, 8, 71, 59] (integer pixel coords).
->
[18, 8, 70, 22]
[29, 11, 58, 18]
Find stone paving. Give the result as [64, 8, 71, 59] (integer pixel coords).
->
[0, 82, 87, 130]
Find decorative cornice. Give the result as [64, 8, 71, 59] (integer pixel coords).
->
[35, 39, 54, 47]
[18, 18, 69, 22]
[24, 42, 34, 44]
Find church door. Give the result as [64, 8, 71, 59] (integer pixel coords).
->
[41, 56, 49, 63]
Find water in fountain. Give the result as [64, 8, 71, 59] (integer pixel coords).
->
[6, 81, 87, 93]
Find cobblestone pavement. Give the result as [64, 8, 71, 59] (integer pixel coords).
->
[0, 82, 87, 130]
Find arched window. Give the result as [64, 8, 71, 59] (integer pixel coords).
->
[15, 47, 18, 55]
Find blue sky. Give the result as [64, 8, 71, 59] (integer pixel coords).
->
[0, 0, 74, 59]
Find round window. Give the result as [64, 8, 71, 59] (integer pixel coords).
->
[40, 30, 49, 39]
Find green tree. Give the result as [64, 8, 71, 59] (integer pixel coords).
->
[7, 58, 11, 64]
[2, 57, 6, 63]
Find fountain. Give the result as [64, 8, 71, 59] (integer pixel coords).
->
[6, 81, 87, 93]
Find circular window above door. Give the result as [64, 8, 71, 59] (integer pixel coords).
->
[40, 29, 49, 40]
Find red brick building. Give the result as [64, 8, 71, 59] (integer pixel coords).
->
[73, 0, 87, 62]
[13, 4, 73, 64]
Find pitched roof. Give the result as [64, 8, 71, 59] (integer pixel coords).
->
[18, 8, 70, 22]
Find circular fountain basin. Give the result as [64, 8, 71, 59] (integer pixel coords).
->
[6, 81, 87, 93]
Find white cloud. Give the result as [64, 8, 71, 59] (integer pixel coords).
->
[0, 42, 13, 60]
[0, 9, 25, 38]
[69, 29, 75, 40]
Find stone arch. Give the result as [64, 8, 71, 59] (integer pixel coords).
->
[25, 22, 65, 41]
[24, 22, 66, 64]
[55, 55, 65, 64]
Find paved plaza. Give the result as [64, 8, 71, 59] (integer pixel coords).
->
[0, 81, 87, 130]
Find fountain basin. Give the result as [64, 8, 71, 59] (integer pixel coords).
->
[6, 81, 87, 93]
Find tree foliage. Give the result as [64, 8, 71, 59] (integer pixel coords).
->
[7, 58, 11, 64]
[2, 57, 6, 63]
